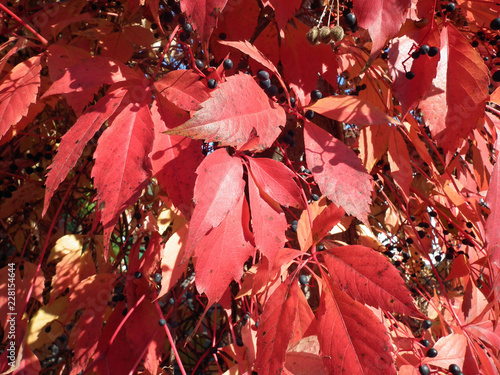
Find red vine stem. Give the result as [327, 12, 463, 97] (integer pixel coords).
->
[0, 3, 48, 46]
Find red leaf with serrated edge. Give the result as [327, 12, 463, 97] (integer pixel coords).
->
[266, 0, 302, 33]
[194, 194, 253, 305]
[247, 157, 304, 209]
[92, 89, 154, 251]
[318, 283, 396, 374]
[304, 121, 372, 224]
[184, 148, 245, 259]
[324, 245, 421, 316]
[422, 333, 466, 370]
[306, 95, 398, 126]
[255, 276, 299, 375]
[180, 0, 228, 42]
[165, 73, 285, 151]
[486, 155, 500, 266]
[210, 0, 260, 64]
[42, 56, 139, 97]
[0, 55, 41, 140]
[46, 44, 97, 116]
[387, 127, 412, 199]
[43, 85, 129, 216]
[388, 25, 440, 118]
[150, 99, 203, 219]
[291, 288, 317, 343]
[280, 19, 338, 106]
[311, 202, 345, 245]
[354, 0, 411, 60]
[154, 70, 210, 112]
[248, 173, 287, 265]
[420, 24, 489, 153]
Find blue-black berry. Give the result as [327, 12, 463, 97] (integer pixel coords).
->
[311, 194, 319, 201]
[305, 110, 315, 120]
[428, 46, 439, 57]
[259, 79, 271, 89]
[418, 365, 430, 375]
[311, 89, 323, 100]
[420, 339, 430, 347]
[491, 17, 500, 30]
[223, 59, 233, 70]
[449, 364, 461, 374]
[207, 79, 217, 89]
[406, 71, 415, 80]
[419, 45, 430, 55]
[266, 85, 278, 97]
[422, 319, 432, 329]
[446, 3, 456, 12]
[257, 70, 270, 81]
[134, 271, 142, 279]
[299, 274, 308, 285]
[195, 59, 204, 70]
[426, 348, 438, 357]
[153, 273, 162, 283]
[159, 319, 167, 326]
[345, 13, 357, 27]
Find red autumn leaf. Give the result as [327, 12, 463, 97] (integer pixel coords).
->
[311, 202, 345, 245]
[180, 0, 228, 42]
[154, 69, 210, 112]
[306, 95, 398, 126]
[248, 173, 288, 265]
[43, 85, 129, 216]
[247, 157, 304, 209]
[255, 276, 299, 375]
[42, 55, 139, 97]
[304, 121, 372, 224]
[324, 245, 422, 316]
[389, 25, 440, 118]
[387, 126, 412, 199]
[354, 0, 411, 60]
[486, 155, 500, 266]
[317, 282, 397, 375]
[358, 124, 391, 173]
[422, 333, 467, 370]
[91, 88, 154, 249]
[165, 73, 286, 151]
[211, 0, 260, 64]
[150, 99, 203, 219]
[194, 194, 254, 305]
[251, 22, 280, 74]
[46, 44, 97, 116]
[0, 55, 42, 140]
[280, 19, 338, 105]
[419, 24, 489, 153]
[184, 148, 245, 259]
[264, 0, 302, 33]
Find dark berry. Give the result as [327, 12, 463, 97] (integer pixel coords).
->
[449, 364, 461, 374]
[134, 271, 142, 279]
[223, 59, 233, 70]
[471, 40, 479, 47]
[466, 222, 473, 228]
[311, 89, 323, 100]
[259, 79, 271, 89]
[422, 319, 432, 329]
[435, 254, 442, 262]
[195, 59, 204, 70]
[311, 194, 319, 201]
[426, 348, 438, 357]
[161, 11, 174, 24]
[218, 32, 227, 40]
[345, 13, 357, 27]
[9, 164, 18, 172]
[282, 134, 295, 147]
[491, 17, 500, 30]
[429, 211, 437, 217]
[305, 110, 315, 120]
[492, 70, 500, 82]
[490, 39, 498, 46]
[304, 168, 311, 174]
[45, 325, 51, 333]
[289, 97, 296, 107]
[405, 71, 415, 80]
[419, 44, 430, 55]
[411, 51, 421, 59]
[151, 23, 158, 30]
[420, 339, 430, 347]
[35, 166, 43, 173]
[406, 238, 414, 244]
[257, 70, 270, 81]
[299, 274, 308, 285]
[318, 244, 325, 251]
[159, 319, 167, 326]
[25, 167, 34, 175]
[169, 297, 175, 305]
[428, 46, 439, 57]
[153, 273, 162, 283]
[207, 79, 217, 89]
[265, 85, 278, 97]
[410, 215, 416, 221]
[418, 230, 425, 238]
[179, 31, 190, 41]
[133, 212, 141, 220]
[291, 224, 298, 232]
[419, 365, 430, 375]
[446, 3, 456, 12]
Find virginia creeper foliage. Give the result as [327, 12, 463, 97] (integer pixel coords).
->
[1, 0, 500, 374]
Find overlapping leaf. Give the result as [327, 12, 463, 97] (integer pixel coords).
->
[420, 24, 489, 153]
[387, 127, 412, 199]
[184, 148, 245, 259]
[324, 245, 422, 316]
[43, 85, 129, 216]
[194, 195, 254, 305]
[317, 282, 397, 374]
[354, 0, 411, 60]
[304, 121, 372, 224]
[165, 73, 286, 151]
[486, 155, 500, 266]
[91, 89, 154, 250]
[306, 95, 398, 126]
[180, 0, 229, 42]
[247, 157, 304, 209]
[255, 276, 299, 375]
[0, 55, 42, 140]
